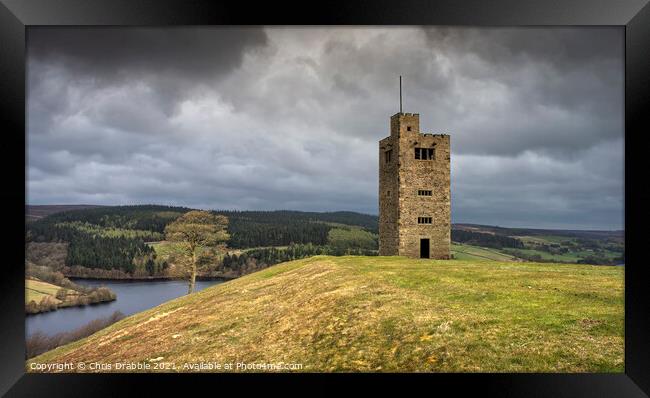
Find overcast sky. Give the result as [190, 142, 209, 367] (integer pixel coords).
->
[27, 27, 624, 230]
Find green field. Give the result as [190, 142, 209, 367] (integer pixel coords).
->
[25, 279, 64, 304]
[507, 248, 582, 262]
[515, 235, 573, 245]
[29, 256, 623, 373]
[54, 221, 163, 240]
[25, 278, 88, 311]
[451, 243, 519, 261]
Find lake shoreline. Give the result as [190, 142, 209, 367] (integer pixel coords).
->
[25, 296, 117, 316]
[25, 277, 118, 315]
[27, 279, 225, 337]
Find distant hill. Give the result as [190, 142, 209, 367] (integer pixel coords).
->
[25, 205, 381, 276]
[452, 224, 624, 265]
[25, 205, 624, 269]
[27, 204, 623, 238]
[29, 255, 624, 372]
[454, 223, 624, 241]
[26, 205, 106, 222]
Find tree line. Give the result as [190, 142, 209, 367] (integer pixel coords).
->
[28, 220, 156, 273]
[67, 235, 155, 272]
[220, 243, 378, 277]
[26, 205, 380, 274]
[213, 210, 378, 248]
[28, 204, 193, 233]
[451, 230, 524, 249]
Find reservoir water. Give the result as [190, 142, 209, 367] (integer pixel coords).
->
[26, 279, 224, 337]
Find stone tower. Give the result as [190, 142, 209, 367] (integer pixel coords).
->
[378, 112, 451, 259]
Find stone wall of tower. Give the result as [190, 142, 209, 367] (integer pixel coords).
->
[378, 135, 399, 255]
[378, 112, 451, 259]
[397, 131, 451, 259]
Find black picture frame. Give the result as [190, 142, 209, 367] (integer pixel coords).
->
[1, 0, 648, 396]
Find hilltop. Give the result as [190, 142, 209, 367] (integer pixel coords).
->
[29, 256, 624, 372]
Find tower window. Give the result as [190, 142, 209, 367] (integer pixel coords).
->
[407, 126, 412, 131]
[415, 148, 434, 160]
[384, 149, 392, 163]
[418, 217, 433, 224]
[418, 190, 432, 196]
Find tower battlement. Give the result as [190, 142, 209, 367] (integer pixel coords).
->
[391, 112, 419, 117]
[422, 133, 450, 137]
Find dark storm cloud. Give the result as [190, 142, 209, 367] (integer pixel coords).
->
[27, 27, 624, 229]
[28, 27, 267, 83]
[420, 27, 625, 156]
[28, 27, 268, 124]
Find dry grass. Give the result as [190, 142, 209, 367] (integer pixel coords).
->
[28, 256, 624, 373]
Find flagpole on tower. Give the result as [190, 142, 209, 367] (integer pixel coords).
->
[399, 75, 402, 113]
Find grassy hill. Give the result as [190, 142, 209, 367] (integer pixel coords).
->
[28, 256, 623, 372]
[25, 279, 67, 304]
[25, 278, 101, 312]
[450, 243, 520, 262]
[25, 274, 117, 314]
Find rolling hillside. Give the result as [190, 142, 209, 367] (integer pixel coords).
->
[29, 256, 624, 373]
[25, 205, 381, 276]
[25, 273, 116, 314]
[450, 243, 520, 262]
[26, 205, 624, 272]
[25, 279, 66, 304]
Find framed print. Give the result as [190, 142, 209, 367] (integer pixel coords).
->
[1, 0, 649, 396]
